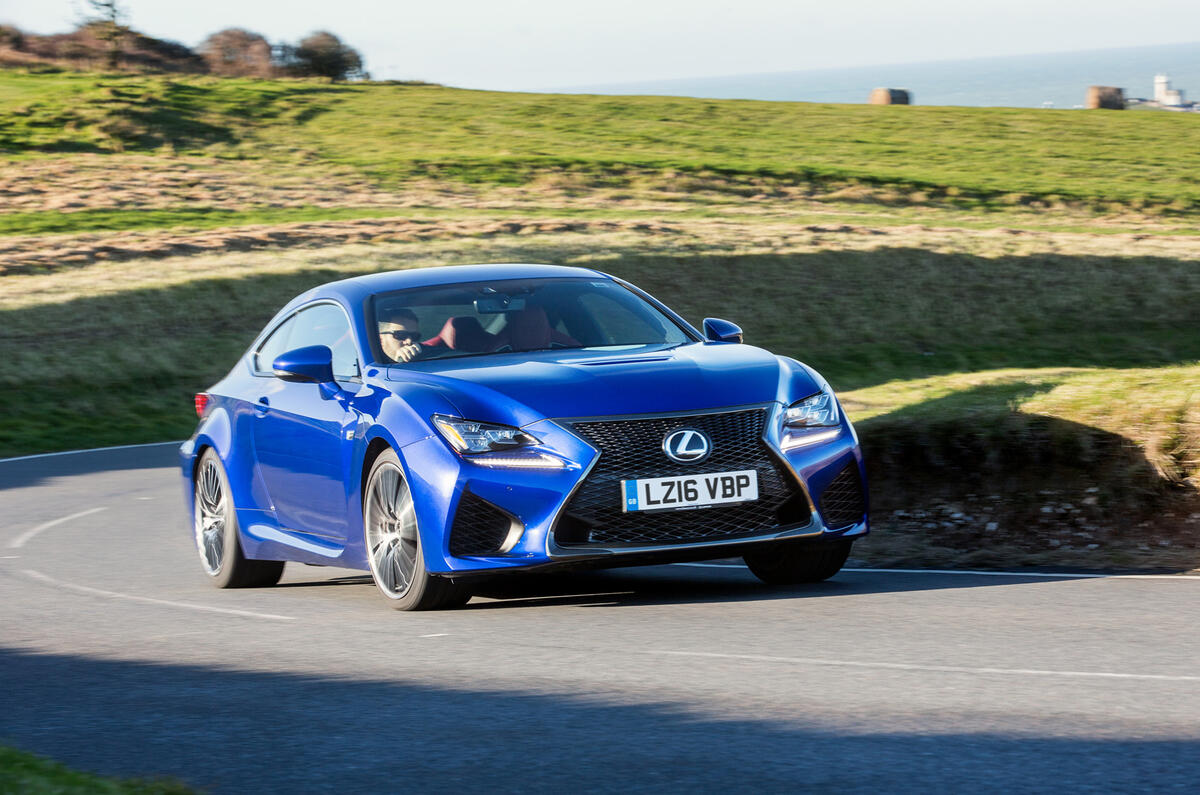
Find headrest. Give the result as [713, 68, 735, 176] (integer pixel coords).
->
[424, 316, 494, 352]
[505, 306, 553, 350]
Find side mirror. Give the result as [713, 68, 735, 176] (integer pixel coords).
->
[273, 345, 336, 385]
[703, 318, 743, 344]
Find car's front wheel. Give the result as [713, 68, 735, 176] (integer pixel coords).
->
[363, 449, 470, 611]
[194, 449, 285, 588]
[743, 538, 853, 585]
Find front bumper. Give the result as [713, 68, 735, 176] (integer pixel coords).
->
[402, 404, 868, 577]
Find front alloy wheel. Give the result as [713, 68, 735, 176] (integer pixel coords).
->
[363, 449, 469, 610]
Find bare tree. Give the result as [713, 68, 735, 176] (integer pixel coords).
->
[291, 31, 365, 81]
[199, 28, 273, 77]
[83, 0, 126, 69]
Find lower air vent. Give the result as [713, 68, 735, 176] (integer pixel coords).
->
[819, 463, 866, 529]
[449, 491, 512, 556]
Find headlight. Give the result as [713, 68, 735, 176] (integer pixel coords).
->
[432, 415, 566, 468]
[784, 390, 839, 428]
[433, 415, 537, 453]
[781, 389, 842, 450]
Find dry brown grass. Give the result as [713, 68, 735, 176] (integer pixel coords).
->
[0, 216, 685, 275]
[4, 207, 1199, 276]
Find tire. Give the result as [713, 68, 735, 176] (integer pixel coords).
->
[363, 449, 470, 611]
[743, 538, 853, 585]
[193, 449, 285, 588]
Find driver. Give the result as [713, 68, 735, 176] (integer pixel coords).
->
[378, 307, 425, 363]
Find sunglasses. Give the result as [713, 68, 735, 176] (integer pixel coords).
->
[383, 329, 419, 341]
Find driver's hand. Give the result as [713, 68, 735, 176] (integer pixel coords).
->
[395, 342, 422, 362]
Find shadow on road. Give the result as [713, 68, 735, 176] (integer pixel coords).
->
[0, 443, 179, 490]
[2, 646, 1195, 793]
[273, 564, 1110, 611]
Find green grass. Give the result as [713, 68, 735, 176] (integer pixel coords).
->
[3, 70, 1200, 218]
[0, 205, 420, 236]
[0, 745, 192, 794]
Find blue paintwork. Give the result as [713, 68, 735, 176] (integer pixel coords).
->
[179, 263, 868, 577]
[271, 344, 337, 390]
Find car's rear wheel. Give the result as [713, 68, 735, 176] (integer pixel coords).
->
[194, 449, 285, 588]
[363, 449, 470, 611]
[743, 538, 853, 585]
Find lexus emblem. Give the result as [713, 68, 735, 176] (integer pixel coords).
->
[663, 429, 712, 464]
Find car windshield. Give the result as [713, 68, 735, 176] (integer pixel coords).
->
[370, 277, 694, 365]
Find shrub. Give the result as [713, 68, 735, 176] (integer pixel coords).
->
[283, 31, 365, 81]
[199, 28, 272, 78]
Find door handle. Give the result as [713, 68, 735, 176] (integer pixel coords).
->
[255, 396, 270, 415]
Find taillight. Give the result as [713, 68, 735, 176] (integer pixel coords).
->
[194, 393, 211, 417]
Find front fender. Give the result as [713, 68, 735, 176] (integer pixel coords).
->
[775, 356, 824, 403]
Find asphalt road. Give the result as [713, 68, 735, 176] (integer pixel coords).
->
[2, 444, 1199, 793]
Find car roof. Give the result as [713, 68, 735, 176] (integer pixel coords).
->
[291, 263, 611, 309]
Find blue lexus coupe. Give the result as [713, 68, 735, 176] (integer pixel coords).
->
[181, 263, 868, 609]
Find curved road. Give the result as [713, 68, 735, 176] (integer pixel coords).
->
[2, 445, 1199, 792]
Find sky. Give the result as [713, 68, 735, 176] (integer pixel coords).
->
[2, 0, 1199, 91]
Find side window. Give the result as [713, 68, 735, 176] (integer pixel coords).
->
[253, 316, 296, 374]
[287, 303, 360, 381]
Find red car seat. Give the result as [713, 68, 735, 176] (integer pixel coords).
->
[422, 316, 497, 352]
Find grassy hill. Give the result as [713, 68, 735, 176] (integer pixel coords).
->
[3, 72, 1200, 220]
[2, 69, 1199, 568]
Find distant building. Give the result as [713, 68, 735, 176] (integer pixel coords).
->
[869, 88, 910, 105]
[1085, 86, 1125, 110]
[1126, 74, 1196, 111]
[1154, 74, 1185, 106]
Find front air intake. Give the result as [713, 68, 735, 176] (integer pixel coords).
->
[819, 463, 866, 529]
[449, 491, 512, 556]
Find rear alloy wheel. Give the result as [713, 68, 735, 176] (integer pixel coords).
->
[743, 538, 853, 585]
[363, 449, 469, 611]
[194, 449, 284, 588]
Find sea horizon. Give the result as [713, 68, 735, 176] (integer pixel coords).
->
[547, 41, 1200, 109]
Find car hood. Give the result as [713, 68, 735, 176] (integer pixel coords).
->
[385, 343, 821, 426]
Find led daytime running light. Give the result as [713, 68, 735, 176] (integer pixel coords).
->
[780, 428, 841, 450]
[470, 452, 566, 469]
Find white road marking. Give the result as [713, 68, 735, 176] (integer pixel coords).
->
[842, 567, 1200, 581]
[0, 440, 183, 463]
[645, 650, 1200, 683]
[9, 507, 108, 549]
[1, 555, 19, 559]
[420, 633, 450, 638]
[673, 562, 1200, 580]
[22, 570, 297, 622]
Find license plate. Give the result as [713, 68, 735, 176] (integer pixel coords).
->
[622, 470, 759, 512]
